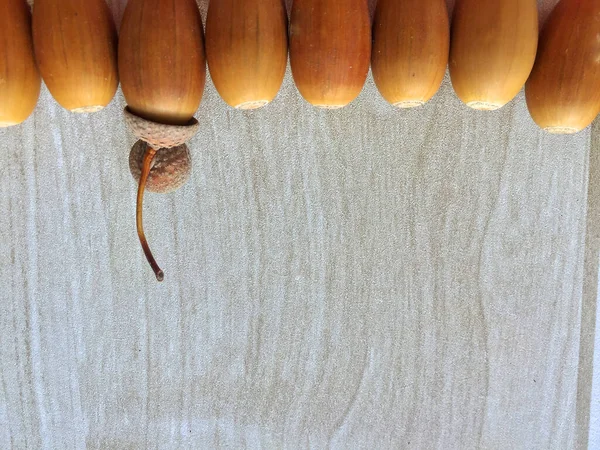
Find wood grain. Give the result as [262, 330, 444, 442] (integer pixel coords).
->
[1, 0, 596, 448]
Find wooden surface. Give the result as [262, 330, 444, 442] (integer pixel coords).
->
[1, 0, 597, 448]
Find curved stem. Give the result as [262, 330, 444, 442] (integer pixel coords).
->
[136, 145, 164, 282]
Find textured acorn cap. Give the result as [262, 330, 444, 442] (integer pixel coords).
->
[129, 140, 191, 194]
[123, 107, 200, 149]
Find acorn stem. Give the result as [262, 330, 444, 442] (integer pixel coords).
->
[136, 145, 164, 282]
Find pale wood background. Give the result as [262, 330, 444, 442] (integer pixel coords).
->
[1, 0, 598, 448]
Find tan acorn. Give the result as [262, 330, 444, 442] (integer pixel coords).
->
[0, 0, 40, 126]
[32, 0, 118, 113]
[525, 0, 600, 134]
[205, 0, 288, 110]
[119, 0, 206, 281]
[289, 0, 371, 108]
[449, 0, 538, 110]
[372, 0, 449, 108]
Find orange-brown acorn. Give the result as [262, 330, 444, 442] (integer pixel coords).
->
[525, 0, 600, 134]
[372, 0, 449, 108]
[206, 0, 288, 110]
[33, 0, 118, 113]
[0, 0, 41, 126]
[289, 0, 371, 108]
[119, 0, 206, 281]
[449, 0, 538, 110]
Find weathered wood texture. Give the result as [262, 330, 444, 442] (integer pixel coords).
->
[1, 0, 597, 448]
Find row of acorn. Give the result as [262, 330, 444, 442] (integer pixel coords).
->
[2, 0, 600, 132]
[1, 0, 599, 282]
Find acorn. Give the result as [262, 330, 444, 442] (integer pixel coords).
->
[372, 0, 449, 108]
[289, 0, 371, 108]
[525, 0, 600, 134]
[0, 0, 40, 127]
[205, 0, 288, 110]
[449, 0, 538, 110]
[119, 0, 206, 281]
[32, 0, 118, 113]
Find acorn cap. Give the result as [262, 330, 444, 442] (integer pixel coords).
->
[123, 107, 200, 149]
[129, 140, 192, 194]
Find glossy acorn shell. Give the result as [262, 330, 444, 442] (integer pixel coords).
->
[119, 0, 206, 126]
[0, 0, 40, 126]
[372, 0, 449, 108]
[205, 0, 288, 110]
[449, 0, 538, 110]
[525, 0, 600, 134]
[289, 0, 371, 108]
[32, 0, 118, 113]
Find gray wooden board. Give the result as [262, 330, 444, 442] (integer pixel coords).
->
[1, 0, 597, 448]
